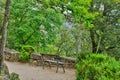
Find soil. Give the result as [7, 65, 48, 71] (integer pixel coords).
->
[5, 61, 75, 80]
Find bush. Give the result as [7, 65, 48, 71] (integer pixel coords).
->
[18, 52, 30, 62]
[76, 52, 120, 80]
[21, 45, 35, 53]
[18, 45, 34, 63]
[10, 72, 20, 80]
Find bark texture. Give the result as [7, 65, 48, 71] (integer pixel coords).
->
[0, 0, 11, 74]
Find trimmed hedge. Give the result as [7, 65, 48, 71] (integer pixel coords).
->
[76, 52, 120, 80]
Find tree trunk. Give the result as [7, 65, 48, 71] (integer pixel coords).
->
[75, 26, 82, 54]
[90, 29, 97, 53]
[0, 0, 11, 74]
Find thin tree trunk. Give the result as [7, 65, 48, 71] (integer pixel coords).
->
[76, 32, 81, 54]
[75, 26, 82, 54]
[90, 29, 97, 53]
[96, 36, 101, 53]
[0, 0, 11, 74]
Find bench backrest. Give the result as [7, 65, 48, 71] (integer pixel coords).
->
[41, 53, 59, 61]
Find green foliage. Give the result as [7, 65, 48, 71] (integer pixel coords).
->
[18, 52, 30, 63]
[7, 0, 64, 51]
[89, 0, 120, 59]
[55, 27, 76, 56]
[70, 0, 94, 28]
[0, 0, 5, 32]
[2, 0, 119, 61]
[18, 45, 35, 62]
[20, 45, 35, 53]
[4, 0, 95, 58]
[10, 72, 20, 80]
[76, 52, 120, 80]
[38, 44, 58, 54]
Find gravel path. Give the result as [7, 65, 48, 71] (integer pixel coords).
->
[5, 61, 75, 80]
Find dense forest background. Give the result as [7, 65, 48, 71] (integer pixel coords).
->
[0, 0, 120, 60]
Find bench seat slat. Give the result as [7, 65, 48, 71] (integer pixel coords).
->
[44, 60, 64, 64]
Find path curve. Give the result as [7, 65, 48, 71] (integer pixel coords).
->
[5, 61, 75, 80]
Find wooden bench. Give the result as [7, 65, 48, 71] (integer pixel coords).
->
[41, 53, 65, 73]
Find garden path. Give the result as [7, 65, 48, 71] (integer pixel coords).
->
[5, 61, 75, 80]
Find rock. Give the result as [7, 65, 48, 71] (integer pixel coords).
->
[3, 63, 10, 80]
[3, 63, 9, 75]
[0, 63, 10, 80]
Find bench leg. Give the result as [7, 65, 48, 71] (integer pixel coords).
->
[56, 64, 59, 73]
[48, 62, 51, 69]
[56, 64, 65, 73]
[43, 61, 51, 69]
[62, 65, 65, 73]
[42, 62, 45, 69]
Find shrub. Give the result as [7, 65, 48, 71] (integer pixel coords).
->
[10, 72, 20, 80]
[76, 52, 120, 80]
[18, 45, 35, 63]
[18, 52, 30, 62]
[21, 45, 35, 53]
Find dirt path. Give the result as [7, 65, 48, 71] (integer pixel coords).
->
[5, 61, 75, 80]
